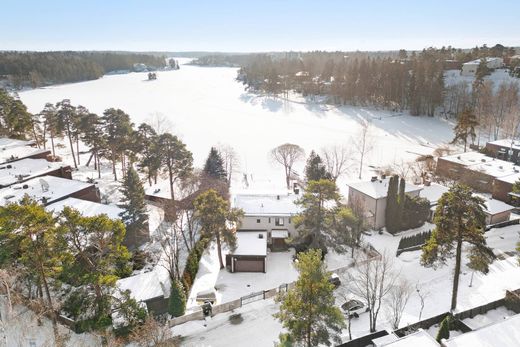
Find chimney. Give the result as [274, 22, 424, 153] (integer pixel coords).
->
[371, 176, 377, 182]
[381, 174, 386, 179]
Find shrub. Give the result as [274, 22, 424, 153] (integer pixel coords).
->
[436, 315, 452, 342]
[169, 280, 186, 317]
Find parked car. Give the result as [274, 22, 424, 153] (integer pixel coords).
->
[341, 299, 368, 318]
[328, 273, 341, 288]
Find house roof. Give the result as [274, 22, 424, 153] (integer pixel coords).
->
[117, 264, 171, 302]
[233, 193, 301, 216]
[347, 178, 422, 200]
[487, 138, 520, 151]
[443, 313, 520, 347]
[0, 175, 94, 206]
[232, 231, 267, 256]
[482, 197, 514, 215]
[0, 158, 69, 188]
[440, 152, 520, 179]
[463, 57, 503, 66]
[144, 179, 172, 200]
[419, 183, 449, 205]
[0, 146, 50, 164]
[0, 138, 34, 150]
[380, 329, 439, 346]
[46, 197, 123, 220]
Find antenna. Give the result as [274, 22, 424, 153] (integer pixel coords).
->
[39, 178, 50, 192]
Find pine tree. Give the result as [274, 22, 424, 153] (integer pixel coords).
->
[120, 167, 149, 247]
[421, 184, 494, 310]
[101, 108, 134, 181]
[194, 189, 243, 269]
[275, 249, 345, 346]
[304, 150, 331, 182]
[203, 147, 227, 181]
[451, 109, 478, 152]
[39, 102, 63, 157]
[169, 279, 186, 317]
[158, 133, 193, 200]
[397, 177, 406, 229]
[56, 99, 79, 168]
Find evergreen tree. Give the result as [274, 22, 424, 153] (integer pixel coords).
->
[294, 179, 341, 252]
[304, 150, 331, 182]
[385, 175, 399, 233]
[397, 177, 406, 227]
[158, 133, 193, 200]
[56, 99, 79, 168]
[203, 147, 227, 181]
[169, 279, 186, 317]
[135, 123, 161, 185]
[120, 167, 149, 247]
[80, 112, 104, 178]
[39, 102, 63, 157]
[436, 315, 452, 342]
[194, 189, 243, 269]
[451, 109, 478, 152]
[275, 249, 345, 346]
[0, 89, 33, 139]
[421, 184, 494, 310]
[101, 108, 134, 181]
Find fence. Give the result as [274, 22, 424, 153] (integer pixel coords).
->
[485, 218, 520, 231]
[336, 330, 388, 347]
[396, 230, 432, 257]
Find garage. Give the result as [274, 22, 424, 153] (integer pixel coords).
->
[234, 257, 265, 272]
[229, 231, 267, 273]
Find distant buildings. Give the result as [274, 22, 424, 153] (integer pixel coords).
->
[461, 57, 504, 76]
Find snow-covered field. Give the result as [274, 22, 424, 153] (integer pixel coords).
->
[19, 59, 455, 195]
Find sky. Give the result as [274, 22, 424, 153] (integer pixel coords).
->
[2, 0, 520, 52]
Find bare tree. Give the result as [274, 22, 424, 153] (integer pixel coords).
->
[147, 112, 173, 135]
[270, 143, 305, 189]
[353, 120, 374, 180]
[321, 145, 352, 182]
[349, 252, 398, 332]
[387, 279, 412, 329]
[218, 143, 240, 183]
[415, 283, 430, 321]
[129, 315, 178, 347]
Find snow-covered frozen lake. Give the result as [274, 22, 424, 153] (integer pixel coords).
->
[19, 60, 454, 193]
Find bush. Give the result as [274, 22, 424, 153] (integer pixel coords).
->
[436, 315, 452, 342]
[179, 237, 210, 301]
[398, 231, 432, 251]
[401, 195, 430, 231]
[169, 280, 186, 317]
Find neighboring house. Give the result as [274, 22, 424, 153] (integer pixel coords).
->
[0, 175, 100, 206]
[442, 313, 520, 347]
[227, 231, 267, 273]
[0, 158, 72, 188]
[419, 182, 450, 221]
[116, 264, 171, 315]
[0, 146, 51, 165]
[144, 179, 172, 204]
[436, 151, 520, 202]
[372, 329, 439, 347]
[461, 57, 504, 76]
[347, 177, 422, 230]
[46, 197, 124, 219]
[233, 193, 301, 250]
[485, 139, 520, 163]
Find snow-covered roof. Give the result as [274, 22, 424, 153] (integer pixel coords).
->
[381, 329, 439, 346]
[419, 183, 449, 205]
[232, 231, 267, 256]
[348, 178, 422, 200]
[487, 139, 520, 151]
[440, 152, 520, 178]
[117, 265, 171, 302]
[0, 175, 94, 206]
[271, 229, 289, 238]
[233, 193, 301, 216]
[443, 313, 520, 347]
[0, 158, 69, 188]
[438, 151, 489, 166]
[46, 197, 123, 220]
[0, 146, 50, 164]
[372, 333, 399, 346]
[482, 197, 514, 215]
[0, 137, 34, 150]
[463, 57, 503, 66]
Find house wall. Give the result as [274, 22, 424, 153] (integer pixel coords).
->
[436, 158, 495, 194]
[486, 143, 520, 163]
[487, 210, 512, 225]
[240, 215, 297, 239]
[145, 296, 169, 316]
[69, 185, 101, 203]
[461, 63, 479, 76]
[492, 179, 514, 202]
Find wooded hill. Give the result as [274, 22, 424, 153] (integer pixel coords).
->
[0, 51, 167, 88]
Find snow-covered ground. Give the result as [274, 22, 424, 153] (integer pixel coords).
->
[444, 68, 519, 90]
[19, 60, 455, 196]
[462, 306, 517, 330]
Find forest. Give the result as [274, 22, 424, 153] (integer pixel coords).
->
[0, 51, 167, 88]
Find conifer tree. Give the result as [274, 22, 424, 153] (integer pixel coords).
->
[194, 189, 243, 269]
[101, 108, 134, 181]
[158, 133, 193, 200]
[451, 109, 478, 152]
[120, 167, 149, 246]
[203, 147, 227, 181]
[397, 177, 406, 227]
[304, 150, 331, 182]
[421, 184, 494, 310]
[39, 102, 63, 157]
[385, 175, 399, 233]
[56, 99, 79, 168]
[169, 279, 186, 317]
[275, 249, 345, 346]
[436, 315, 452, 342]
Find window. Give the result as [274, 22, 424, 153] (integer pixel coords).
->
[275, 217, 284, 226]
[29, 341, 36, 347]
[268, 217, 271, 223]
[288, 217, 292, 224]
[256, 219, 261, 223]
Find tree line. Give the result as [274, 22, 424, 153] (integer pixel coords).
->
[235, 44, 517, 117]
[0, 51, 167, 88]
